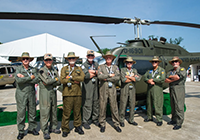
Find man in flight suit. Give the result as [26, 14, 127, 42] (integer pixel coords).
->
[38, 53, 61, 139]
[165, 56, 186, 130]
[15, 52, 39, 140]
[60, 52, 85, 137]
[143, 56, 166, 126]
[119, 56, 141, 127]
[82, 50, 99, 129]
[98, 51, 122, 133]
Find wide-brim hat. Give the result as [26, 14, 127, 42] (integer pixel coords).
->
[124, 56, 136, 64]
[65, 52, 79, 59]
[17, 52, 34, 62]
[169, 56, 182, 65]
[149, 56, 162, 63]
[102, 51, 116, 59]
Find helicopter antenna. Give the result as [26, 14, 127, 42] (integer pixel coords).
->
[90, 35, 116, 55]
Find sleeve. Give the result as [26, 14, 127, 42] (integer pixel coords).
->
[97, 65, 109, 80]
[15, 67, 32, 84]
[121, 68, 127, 83]
[134, 69, 142, 82]
[143, 70, 150, 83]
[153, 69, 166, 84]
[53, 69, 61, 86]
[60, 67, 70, 84]
[82, 64, 90, 80]
[177, 67, 187, 80]
[39, 68, 57, 85]
[72, 67, 85, 82]
[29, 68, 40, 84]
[166, 71, 171, 78]
[107, 66, 120, 83]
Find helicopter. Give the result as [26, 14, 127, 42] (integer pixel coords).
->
[1, 12, 200, 104]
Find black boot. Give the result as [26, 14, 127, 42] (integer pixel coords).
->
[17, 133, 24, 140]
[75, 126, 84, 135]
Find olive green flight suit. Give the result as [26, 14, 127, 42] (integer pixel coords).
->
[15, 65, 39, 134]
[60, 65, 85, 133]
[97, 64, 120, 127]
[167, 66, 186, 126]
[119, 67, 141, 123]
[38, 65, 61, 134]
[82, 60, 99, 124]
[144, 66, 166, 122]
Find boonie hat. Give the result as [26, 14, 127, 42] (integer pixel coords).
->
[149, 56, 162, 63]
[17, 52, 34, 62]
[65, 52, 79, 59]
[169, 56, 182, 65]
[124, 56, 136, 64]
[102, 51, 116, 59]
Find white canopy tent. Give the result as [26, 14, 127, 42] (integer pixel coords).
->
[0, 33, 101, 59]
[0, 57, 11, 65]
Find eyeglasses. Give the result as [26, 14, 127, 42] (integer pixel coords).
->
[44, 59, 52, 61]
[152, 61, 158, 63]
[172, 60, 178, 63]
[126, 62, 133, 64]
[22, 58, 29, 61]
[68, 57, 75, 60]
[87, 54, 94, 57]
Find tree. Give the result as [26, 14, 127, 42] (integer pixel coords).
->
[0, 42, 2, 44]
[97, 48, 111, 55]
[169, 37, 184, 45]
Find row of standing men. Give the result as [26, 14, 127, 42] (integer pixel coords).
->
[15, 51, 186, 140]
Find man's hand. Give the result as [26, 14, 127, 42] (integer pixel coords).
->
[109, 74, 115, 77]
[165, 78, 172, 83]
[30, 75, 35, 79]
[130, 76, 136, 82]
[147, 79, 153, 84]
[17, 73, 24, 78]
[74, 81, 80, 84]
[88, 70, 95, 74]
[55, 77, 58, 81]
[66, 75, 70, 79]
[90, 73, 95, 78]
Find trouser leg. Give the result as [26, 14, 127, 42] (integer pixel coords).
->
[39, 90, 51, 134]
[170, 87, 176, 122]
[174, 86, 185, 126]
[119, 88, 128, 123]
[108, 88, 119, 127]
[146, 89, 153, 119]
[82, 86, 93, 124]
[153, 87, 163, 122]
[16, 93, 27, 134]
[49, 91, 58, 130]
[99, 88, 108, 127]
[92, 85, 99, 122]
[28, 92, 37, 131]
[73, 96, 82, 127]
[61, 96, 73, 133]
[129, 88, 136, 123]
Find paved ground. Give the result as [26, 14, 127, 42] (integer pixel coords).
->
[0, 82, 200, 140]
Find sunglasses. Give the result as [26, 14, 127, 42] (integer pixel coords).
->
[152, 61, 158, 63]
[87, 54, 94, 57]
[172, 60, 179, 63]
[126, 62, 133, 64]
[22, 58, 29, 60]
[68, 57, 75, 60]
[44, 59, 52, 61]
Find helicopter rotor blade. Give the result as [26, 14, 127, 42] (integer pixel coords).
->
[150, 21, 200, 29]
[0, 12, 128, 24]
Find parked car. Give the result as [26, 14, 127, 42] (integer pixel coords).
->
[0, 65, 16, 88]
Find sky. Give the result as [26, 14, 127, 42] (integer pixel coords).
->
[0, 0, 200, 53]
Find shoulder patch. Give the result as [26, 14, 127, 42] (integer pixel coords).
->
[161, 71, 164, 74]
[181, 68, 184, 71]
[149, 70, 153, 74]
